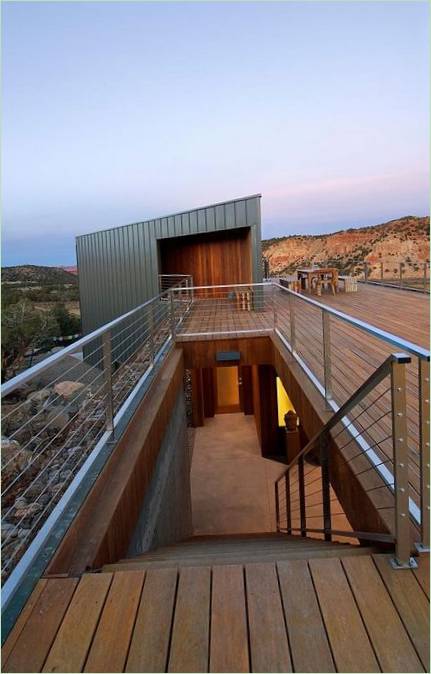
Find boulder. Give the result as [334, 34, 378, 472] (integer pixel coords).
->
[1, 436, 32, 477]
[45, 407, 69, 431]
[53, 381, 85, 400]
[28, 389, 52, 404]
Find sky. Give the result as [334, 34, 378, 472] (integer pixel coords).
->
[2, 0, 429, 266]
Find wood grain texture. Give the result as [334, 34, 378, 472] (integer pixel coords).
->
[84, 571, 145, 672]
[2, 579, 48, 663]
[43, 574, 112, 673]
[47, 349, 184, 575]
[277, 560, 335, 673]
[160, 227, 252, 288]
[373, 554, 430, 671]
[126, 568, 178, 673]
[210, 565, 249, 673]
[309, 557, 380, 672]
[342, 555, 423, 672]
[3, 578, 78, 673]
[245, 563, 292, 673]
[413, 553, 430, 598]
[168, 566, 211, 673]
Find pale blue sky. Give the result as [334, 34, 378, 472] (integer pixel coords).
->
[2, 0, 429, 266]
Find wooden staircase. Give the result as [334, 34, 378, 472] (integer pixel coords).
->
[102, 532, 379, 572]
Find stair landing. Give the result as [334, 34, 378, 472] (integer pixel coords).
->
[3, 552, 429, 673]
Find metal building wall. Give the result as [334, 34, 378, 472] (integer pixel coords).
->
[76, 194, 262, 335]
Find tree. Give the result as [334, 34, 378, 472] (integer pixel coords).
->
[50, 303, 81, 336]
[1, 300, 59, 381]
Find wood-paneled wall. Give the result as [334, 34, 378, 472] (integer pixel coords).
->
[46, 350, 185, 576]
[159, 227, 252, 286]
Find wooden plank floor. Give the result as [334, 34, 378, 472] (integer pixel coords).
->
[177, 284, 429, 510]
[3, 554, 429, 673]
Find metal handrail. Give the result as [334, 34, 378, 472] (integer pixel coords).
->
[1, 277, 193, 397]
[274, 351, 417, 568]
[275, 353, 409, 486]
[273, 282, 430, 361]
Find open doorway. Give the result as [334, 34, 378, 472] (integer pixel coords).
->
[214, 366, 240, 413]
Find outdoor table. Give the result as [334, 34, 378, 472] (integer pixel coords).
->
[296, 267, 338, 295]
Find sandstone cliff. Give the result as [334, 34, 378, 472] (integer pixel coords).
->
[263, 216, 429, 279]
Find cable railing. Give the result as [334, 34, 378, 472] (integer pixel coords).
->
[1, 276, 193, 583]
[315, 259, 430, 292]
[1, 275, 428, 592]
[173, 282, 275, 338]
[275, 353, 417, 568]
[170, 280, 429, 550]
[159, 274, 194, 293]
[272, 282, 430, 547]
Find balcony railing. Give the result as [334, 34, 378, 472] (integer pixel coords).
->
[1, 276, 192, 589]
[1, 277, 429, 615]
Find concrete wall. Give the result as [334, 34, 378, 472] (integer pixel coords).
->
[128, 387, 193, 555]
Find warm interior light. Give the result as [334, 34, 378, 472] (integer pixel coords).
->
[276, 377, 296, 426]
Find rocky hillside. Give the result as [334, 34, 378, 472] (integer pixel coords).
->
[263, 216, 429, 278]
[2, 265, 78, 285]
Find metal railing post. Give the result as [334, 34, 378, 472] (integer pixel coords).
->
[322, 311, 332, 408]
[285, 472, 292, 535]
[298, 455, 306, 537]
[390, 356, 416, 568]
[272, 284, 277, 329]
[320, 432, 332, 541]
[289, 292, 296, 352]
[148, 303, 155, 364]
[102, 331, 114, 433]
[169, 289, 176, 338]
[418, 358, 430, 551]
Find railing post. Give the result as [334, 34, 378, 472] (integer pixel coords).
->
[399, 262, 403, 288]
[390, 356, 416, 568]
[320, 432, 332, 541]
[102, 331, 114, 433]
[424, 263, 428, 292]
[289, 292, 296, 352]
[322, 311, 332, 408]
[364, 261, 368, 283]
[418, 358, 430, 551]
[169, 289, 176, 338]
[275, 483, 280, 531]
[285, 471, 292, 535]
[148, 303, 155, 364]
[298, 455, 306, 537]
[381, 261, 384, 282]
[272, 284, 277, 330]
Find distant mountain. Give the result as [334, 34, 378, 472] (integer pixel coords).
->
[263, 215, 429, 277]
[59, 266, 78, 275]
[2, 265, 78, 285]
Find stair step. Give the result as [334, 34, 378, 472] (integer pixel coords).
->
[102, 545, 378, 572]
[134, 535, 356, 557]
[120, 542, 356, 563]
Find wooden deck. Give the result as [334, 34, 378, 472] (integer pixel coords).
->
[3, 553, 429, 673]
[177, 284, 429, 511]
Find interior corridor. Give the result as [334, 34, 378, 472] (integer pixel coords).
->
[190, 413, 286, 535]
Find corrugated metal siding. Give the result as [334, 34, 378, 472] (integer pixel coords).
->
[76, 194, 262, 334]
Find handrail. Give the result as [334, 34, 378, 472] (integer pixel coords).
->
[1, 277, 193, 397]
[274, 350, 417, 568]
[274, 282, 430, 361]
[275, 352, 410, 486]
